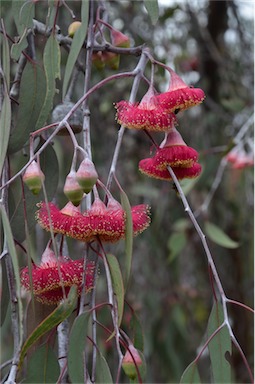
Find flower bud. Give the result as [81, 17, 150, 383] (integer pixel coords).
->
[76, 158, 98, 194]
[110, 29, 130, 48]
[122, 345, 143, 380]
[51, 102, 83, 135]
[64, 171, 84, 206]
[68, 21, 82, 37]
[92, 52, 105, 70]
[23, 160, 45, 195]
[103, 52, 120, 70]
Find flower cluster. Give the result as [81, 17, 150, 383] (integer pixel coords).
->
[36, 196, 150, 243]
[115, 67, 205, 182]
[21, 247, 95, 305]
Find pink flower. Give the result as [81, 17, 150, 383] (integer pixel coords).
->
[226, 148, 254, 170]
[139, 157, 202, 181]
[115, 86, 177, 132]
[20, 247, 95, 305]
[156, 67, 205, 113]
[36, 198, 151, 243]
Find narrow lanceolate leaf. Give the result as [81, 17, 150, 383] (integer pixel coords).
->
[207, 301, 232, 384]
[35, 34, 60, 130]
[19, 286, 77, 369]
[67, 311, 91, 383]
[0, 32, 11, 174]
[120, 188, 133, 291]
[95, 351, 113, 383]
[205, 221, 239, 249]
[11, 1, 35, 60]
[0, 204, 23, 339]
[62, 0, 89, 98]
[23, 345, 60, 383]
[106, 254, 124, 326]
[8, 61, 46, 154]
[180, 360, 201, 384]
[130, 311, 144, 352]
[144, 0, 159, 25]
[0, 259, 10, 326]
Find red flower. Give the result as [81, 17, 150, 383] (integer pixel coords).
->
[154, 145, 199, 169]
[36, 198, 151, 243]
[156, 67, 205, 113]
[20, 247, 95, 305]
[226, 148, 254, 170]
[139, 157, 202, 181]
[115, 86, 177, 132]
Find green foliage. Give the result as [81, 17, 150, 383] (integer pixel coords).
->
[207, 302, 232, 383]
[8, 62, 46, 154]
[23, 345, 60, 383]
[95, 351, 114, 383]
[205, 222, 239, 249]
[62, 0, 89, 98]
[180, 360, 201, 384]
[0, 259, 9, 326]
[144, 0, 159, 25]
[67, 311, 91, 383]
[35, 35, 60, 130]
[120, 187, 133, 291]
[19, 286, 77, 369]
[0, 32, 11, 174]
[106, 254, 124, 326]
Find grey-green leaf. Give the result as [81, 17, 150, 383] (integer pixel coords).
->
[23, 345, 60, 383]
[207, 302, 232, 384]
[106, 253, 124, 326]
[8, 61, 46, 154]
[62, 0, 89, 98]
[67, 311, 91, 383]
[180, 359, 201, 384]
[95, 352, 113, 383]
[0, 31, 11, 174]
[205, 221, 239, 249]
[167, 232, 187, 263]
[0, 204, 23, 341]
[19, 286, 77, 370]
[35, 34, 60, 130]
[144, 0, 159, 25]
[0, 259, 10, 326]
[120, 188, 133, 291]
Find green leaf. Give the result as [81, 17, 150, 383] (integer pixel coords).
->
[67, 311, 91, 383]
[0, 259, 10, 326]
[207, 302, 232, 384]
[8, 61, 46, 154]
[11, 1, 35, 60]
[23, 344, 60, 383]
[19, 285, 77, 369]
[120, 188, 133, 290]
[106, 254, 124, 326]
[95, 352, 113, 383]
[144, 0, 159, 25]
[130, 311, 144, 352]
[62, 0, 89, 98]
[0, 31, 11, 174]
[180, 359, 201, 384]
[0, 94, 11, 175]
[205, 222, 239, 249]
[167, 232, 187, 263]
[10, 140, 59, 243]
[0, 204, 23, 340]
[35, 34, 60, 130]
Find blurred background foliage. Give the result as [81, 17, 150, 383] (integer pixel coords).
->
[1, 0, 254, 383]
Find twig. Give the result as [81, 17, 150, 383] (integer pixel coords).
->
[167, 165, 253, 382]
[57, 319, 69, 383]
